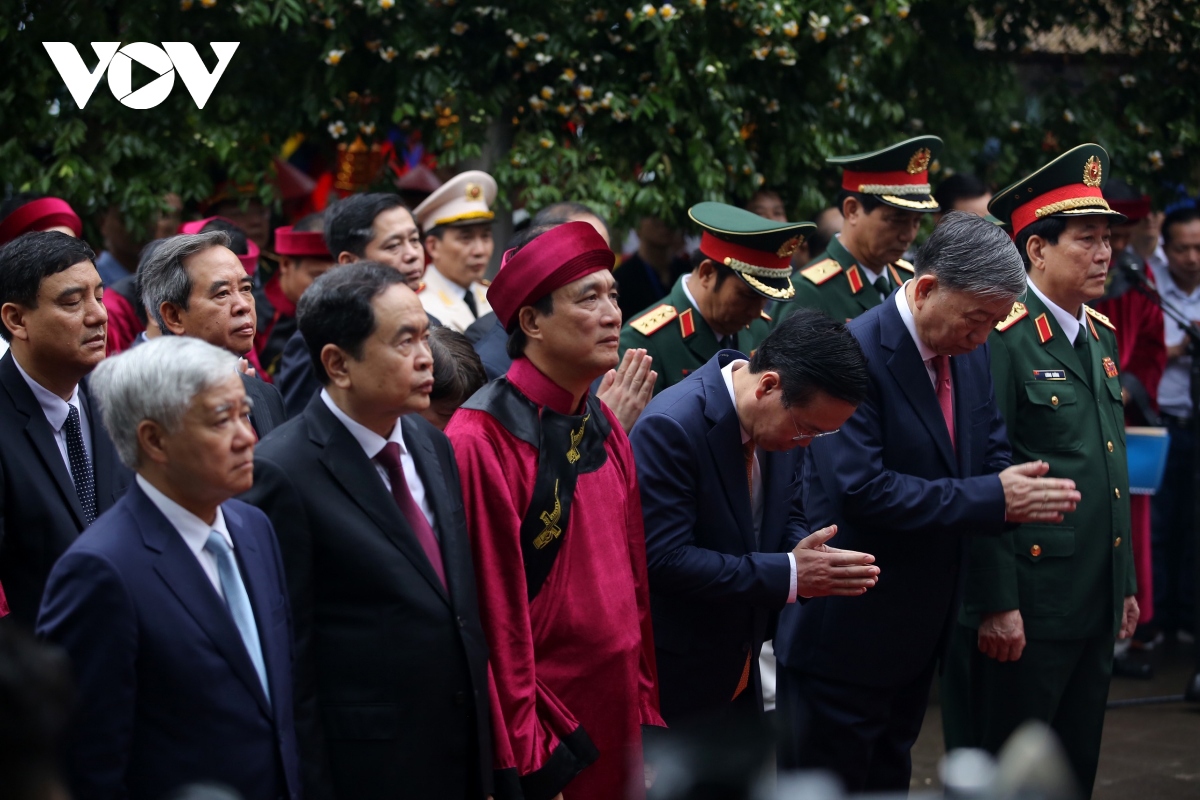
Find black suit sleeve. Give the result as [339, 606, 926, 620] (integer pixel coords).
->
[240, 455, 334, 800]
[277, 332, 321, 420]
[37, 550, 139, 800]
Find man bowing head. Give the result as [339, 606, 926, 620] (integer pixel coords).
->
[447, 221, 664, 800]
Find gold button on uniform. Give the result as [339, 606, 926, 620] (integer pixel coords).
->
[1114, 537, 1122, 548]
[1051, 395, 1059, 406]
[1107, 441, 1114, 452]
[1030, 544, 1042, 557]
[1114, 488, 1121, 499]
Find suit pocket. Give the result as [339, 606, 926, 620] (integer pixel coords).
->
[1021, 382, 1082, 452]
[322, 703, 398, 740]
[1015, 525, 1075, 617]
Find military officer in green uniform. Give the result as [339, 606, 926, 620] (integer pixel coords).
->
[778, 136, 943, 324]
[942, 144, 1139, 797]
[620, 202, 813, 395]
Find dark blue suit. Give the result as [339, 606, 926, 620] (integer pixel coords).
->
[631, 351, 805, 724]
[37, 482, 301, 800]
[774, 294, 1011, 792]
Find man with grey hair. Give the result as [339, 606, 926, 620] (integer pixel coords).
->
[774, 211, 1081, 792]
[139, 230, 285, 438]
[36, 337, 301, 800]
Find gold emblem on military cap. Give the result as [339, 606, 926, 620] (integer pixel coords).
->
[465, 182, 483, 200]
[1083, 155, 1102, 188]
[776, 235, 805, 258]
[907, 148, 932, 175]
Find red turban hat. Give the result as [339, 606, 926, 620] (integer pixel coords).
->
[488, 221, 615, 332]
[178, 216, 261, 273]
[0, 198, 83, 245]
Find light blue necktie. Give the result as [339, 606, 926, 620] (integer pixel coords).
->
[204, 530, 270, 705]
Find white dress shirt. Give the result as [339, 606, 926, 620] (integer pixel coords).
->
[137, 474, 233, 598]
[12, 354, 93, 468]
[320, 390, 436, 528]
[720, 358, 798, 604]
[894, 281, 941, 389]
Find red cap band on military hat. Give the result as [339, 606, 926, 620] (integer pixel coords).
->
[841, 168, 929, 192]
[178, 216, 261, 272]
[1010, 185, 1106, 238]
[488, 221, 615, 332]
[274, 225, 330, 257]
[1108, 195, 1151, 222]
[699, 231, 791, 276]
[0, 198, 83, 245]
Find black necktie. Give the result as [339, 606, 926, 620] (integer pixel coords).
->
[1075, 327, 1090, 362]
[64, 404, 97, 524]
[463, 288, 479, 319]
[719, 333, 738, 352]
[874, 275, 891, 300]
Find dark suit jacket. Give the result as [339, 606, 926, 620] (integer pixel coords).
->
[241, 394, 492, 800]
[36, 483, 301, 800]
[631, 351, 805, 722]
[775, 295, 1011, 688]
[0, 351, 131, 626]
[464, 313, 512, 381]
[241, 372, 285, 439]
[276, 330, 320, 421]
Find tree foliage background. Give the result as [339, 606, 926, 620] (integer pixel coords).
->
[2, 0, 1197, 235]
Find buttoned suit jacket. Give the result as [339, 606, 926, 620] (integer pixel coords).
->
[36, 483, 301, 800]
[775, 295, 1012, 688]
[631, 351, 805, 722]
[0, 351, 131, 626]
[241, 395, 492, 800]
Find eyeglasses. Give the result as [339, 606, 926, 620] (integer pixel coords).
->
[789, 410, 840, 442]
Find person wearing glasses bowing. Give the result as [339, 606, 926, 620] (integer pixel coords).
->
[630, 294, 880, 726]
[773, 213, 1083, 793]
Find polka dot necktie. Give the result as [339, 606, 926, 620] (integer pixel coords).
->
[64, 404, 97, 525]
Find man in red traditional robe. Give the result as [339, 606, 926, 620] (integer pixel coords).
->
[447, 220, 664, 800]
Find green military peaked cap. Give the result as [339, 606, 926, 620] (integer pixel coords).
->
[689, 201, 815, 301]
[829, 135, 944, 211]
[989, 143, 1127, 238]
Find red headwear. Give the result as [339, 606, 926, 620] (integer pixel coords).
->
[274, 225, 331, 258]
[0, 197, 83, 245]
[488, 221, 616, 332]
[178, 216, 261, 272]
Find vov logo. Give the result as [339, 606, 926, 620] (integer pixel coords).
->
[42, 42, 239, 110]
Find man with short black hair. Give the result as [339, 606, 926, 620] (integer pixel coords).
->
[447, 221, 664, 800]
[139, 231, 286, 438]
[632, 310, 879, 726]
[277, 193, 428, 417]
[780, 137, 942, 324]
[776, 212, 1080, 792]
[240, 263, 493, 800]
[933, 173, 992, 224]
[0, 231, 130, 626]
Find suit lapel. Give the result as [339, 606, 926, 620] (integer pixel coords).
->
[879, 301, 958, 474]
[312, 404, 450, 601]
[80, 381, 120, 513]
[134, 486, 272, 718]
[241, 373, 273, 438]
[950, 356, 973, 475]
[401, 417, 454, 605]
[700, 361, 757, 553]
[224, 503, 281, 718]
[759, 449, 797, 553]
[0, 354, 86, 528]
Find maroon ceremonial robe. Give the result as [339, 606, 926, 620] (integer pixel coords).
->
[446, 356, 664, 800]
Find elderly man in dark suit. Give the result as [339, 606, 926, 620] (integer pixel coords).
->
[774, 213, 1082, 792]
[37, 336, 301, 800]
[138, 231, 285, 438]
[0, 231, 130, 626]
[240, 262, 492, 800]
[631, 301, 879, 727]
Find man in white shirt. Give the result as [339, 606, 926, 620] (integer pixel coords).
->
[239, 262, 493, 800]
[37, 336, 301, 800]
[413, 170, 497, 332]
[0, 231, 130, 625]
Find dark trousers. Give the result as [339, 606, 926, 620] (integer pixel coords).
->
[1151, 420, 1196, 633]
[941, 624, 1113, 798]
[776, 661, 936, 794]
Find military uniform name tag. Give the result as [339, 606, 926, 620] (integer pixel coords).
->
[1032, 369, 1067, 381]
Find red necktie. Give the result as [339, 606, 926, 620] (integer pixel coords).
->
[935, 354, 955, 451]
[375, 442, 447, 587]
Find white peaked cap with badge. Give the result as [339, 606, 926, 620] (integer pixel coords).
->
[412, 170, 498, 231]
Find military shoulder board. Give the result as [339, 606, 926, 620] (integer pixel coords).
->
[799, 259, 842, 286]
[995, 301, 1028, 332]
[1084, 305, 1116, 331]
[893, 258, 915, 273]
[628, 304, 678, 336]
